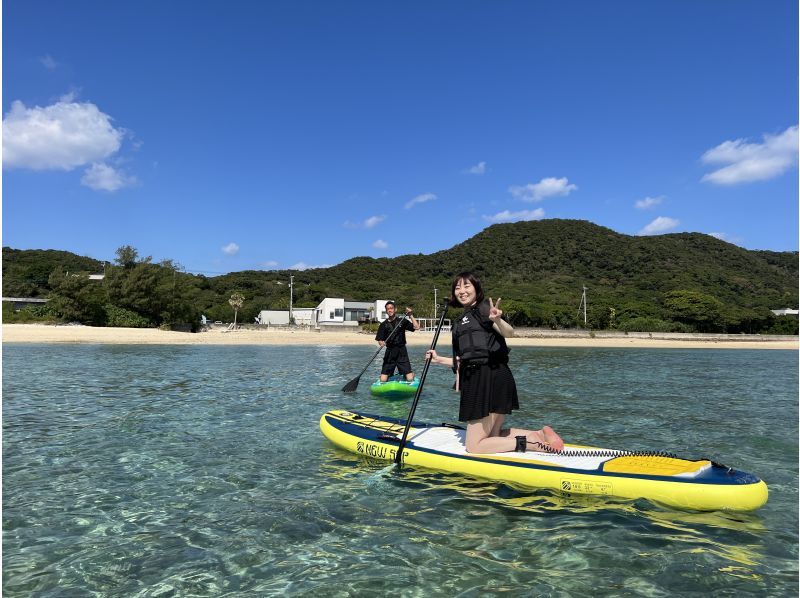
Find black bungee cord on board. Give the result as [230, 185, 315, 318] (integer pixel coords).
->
[524, 439, 732, 471]
[525, 441, 679, 459]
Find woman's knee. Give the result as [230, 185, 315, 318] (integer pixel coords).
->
[465, 438, 481, 453]
[465, 428, 488, 453]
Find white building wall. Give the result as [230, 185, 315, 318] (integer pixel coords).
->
[313, 298, 394, 326]
[257, 310, 291, 325]
[257, 308, 315, 325]
[292, 308, 314, 325]
[317, 298, 346, 323]
[374, 299, 391, 322]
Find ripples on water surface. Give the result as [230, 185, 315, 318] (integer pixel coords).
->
[3, 343, 798, 596]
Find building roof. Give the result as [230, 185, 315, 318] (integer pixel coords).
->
[343, 301, 374, 309]
[2, 297, 48, 303]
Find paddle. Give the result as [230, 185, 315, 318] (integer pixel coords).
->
[394, 302, 450, 467]
[341, 314, 409, 393]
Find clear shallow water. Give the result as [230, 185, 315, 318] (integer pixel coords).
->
[3, 343, 797, 596]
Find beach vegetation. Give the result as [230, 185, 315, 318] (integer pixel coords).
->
[360, 322, 380, 334]
[663, 290, 725, 333]
[616, 317, 689, 333]
[104, 304, 152, 328]
[34, 249, 200, 329]
[47, 268, 107, 325]
[764, 315, 800, 335]
[2, 301, 57, 324]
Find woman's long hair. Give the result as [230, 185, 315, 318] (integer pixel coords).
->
[449, 271, 485, 308]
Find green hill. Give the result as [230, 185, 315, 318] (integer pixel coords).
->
[2, 248, 104, 298]
[3, 220, 797, 332]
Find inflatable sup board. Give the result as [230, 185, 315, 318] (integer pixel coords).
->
[369, 376, 419, 400]
[320, 410, 768, 512]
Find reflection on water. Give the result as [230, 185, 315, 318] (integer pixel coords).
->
[320, 449, 768, 571]
[3, 344, 797, 596]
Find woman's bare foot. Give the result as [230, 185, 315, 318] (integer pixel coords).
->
[525, 430, 547, 450]
[542, 425, 565, 451]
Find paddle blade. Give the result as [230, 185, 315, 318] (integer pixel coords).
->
[342, 376, 360, 393]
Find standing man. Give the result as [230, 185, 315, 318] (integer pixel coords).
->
[375, 301, 420, 382]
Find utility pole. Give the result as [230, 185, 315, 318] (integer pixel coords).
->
[584, 286, 588, 325]
[576, 286, 588, 326]
[433, 287, 438, 320]
[289, 274, 294, 323]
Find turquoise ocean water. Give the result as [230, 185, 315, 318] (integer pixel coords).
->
[3, 343, 798, 596]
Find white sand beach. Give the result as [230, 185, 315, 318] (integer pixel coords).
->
[2, 324, 796, 349]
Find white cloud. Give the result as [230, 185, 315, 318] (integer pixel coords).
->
[364, 215, 386, 229]
[344, 214, 386, 229]
[634, 196, 664, 210]
[509, 177, 577, 202]
[701, 125, 798, 185]
[372, 239, 388, 249]
[80, 162, 136, 191]
[483, 208, 545, 223]
[639, 216, 679, 235]
[222, 243, 240, 256]
[289, 262, 332, 271]
[465, 161, 486, 175]
[59, 91, 79, 103]
[708, 231, 745, 245]
[405, 192, 437, 209]
[260, 260, 279, 268]
[3, 99, 124, 170]
[40, 55, 58, 69]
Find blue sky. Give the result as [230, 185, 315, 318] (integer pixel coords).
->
[3, 1, 798, 275]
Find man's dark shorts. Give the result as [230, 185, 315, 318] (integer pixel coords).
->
[382, 346, 412, 376]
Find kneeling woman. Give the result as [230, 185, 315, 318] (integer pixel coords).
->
[426, 272, 565, 454]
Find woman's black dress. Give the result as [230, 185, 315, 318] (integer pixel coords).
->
[453, 303, 519, 422]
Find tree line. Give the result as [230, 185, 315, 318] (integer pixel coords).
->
[3, 219, 798, 334]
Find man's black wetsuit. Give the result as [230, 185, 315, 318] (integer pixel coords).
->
[375, 316, 416, 376]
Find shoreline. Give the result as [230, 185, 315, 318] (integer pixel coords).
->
[2, 324, 797, 350]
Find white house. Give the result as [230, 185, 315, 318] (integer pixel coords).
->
[254, 298, 392, 329]
[771, 308, 799, 316]
[314, 298, 391, 328]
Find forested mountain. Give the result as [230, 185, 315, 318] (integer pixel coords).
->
[3, 220, 798, 333]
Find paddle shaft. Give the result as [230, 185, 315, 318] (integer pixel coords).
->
[394, 303, 449, 467]
[343, 314, 409, 390]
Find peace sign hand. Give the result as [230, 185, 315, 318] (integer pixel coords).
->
[488, 297, 502, 322]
